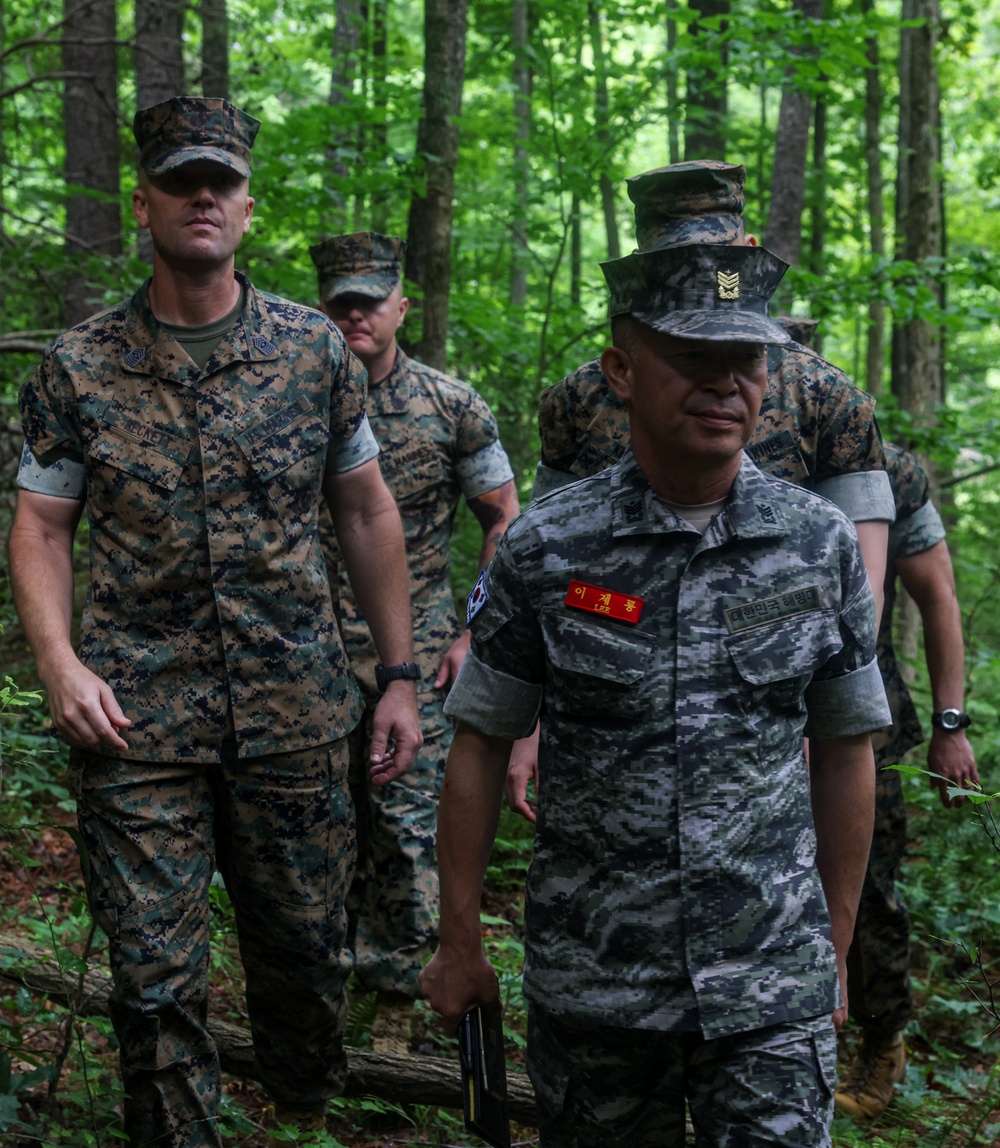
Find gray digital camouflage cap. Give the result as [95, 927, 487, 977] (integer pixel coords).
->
[627, 161, 746, 250]
[602, 243, 790, 344]
[309, 232, 406, 302]
[133, 97, 260, 177]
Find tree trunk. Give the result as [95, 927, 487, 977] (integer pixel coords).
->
[134, 0, 184, 106]
[510, 0, 530, 308]
[763, 0, 823, 268]
[807, 90, 826, 355]
[588, 2, 619, 261]
[683, 0, 729, 159]
[368, 0, 390, 232]
[326, 0, 364, 233]
[665, 6, 681, 165]
[201, 0, 229, 100]
[0, 932, 539, 1125]
[891, 0, 942, 429]
[63, 0, 120, 328]
[134, 0, 184, 263]
[403, 0, 469, 371]
[862, 0, 886, 395]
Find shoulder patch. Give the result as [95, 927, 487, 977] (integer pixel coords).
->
[467, 570, 489, 625]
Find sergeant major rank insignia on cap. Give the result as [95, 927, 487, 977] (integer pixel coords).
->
[467, 570, 489, 625]
[717, 270, 740, 300]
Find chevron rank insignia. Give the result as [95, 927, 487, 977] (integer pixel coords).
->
[717, 270, 740, 300]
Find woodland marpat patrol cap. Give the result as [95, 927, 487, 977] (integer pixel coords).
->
[133, 97, 260, 177]
[627, 161, 747, 250]
[603, 243, 790, 344]
[309, 232, 407, 302]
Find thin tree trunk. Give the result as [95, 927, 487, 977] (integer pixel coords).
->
[403, 0, 469, 370]
[510, 0, 530, 308]
[807, 91, 826, 355]
[763, 0, 823, 267]
[368, 0, 390, 232]
[665, 5, 680, 165]
[892, 0, 942, 427]
[134, 0, 184, 106]
[134, 0, 184, 263]
[683, 0, 729, 159]
[63, 0, 120, 327]
[862, 0, 886, 395]
[326, 0, 364, 233]
[588, 2, 619, 260]
[201, 0, 229, 100]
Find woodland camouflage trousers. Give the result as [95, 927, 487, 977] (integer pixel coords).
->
[845, 759, 914, 1037]
[346, 693, 452, 997]
[526, 1006, 837, 1147]
[70, 739, 355, 1148]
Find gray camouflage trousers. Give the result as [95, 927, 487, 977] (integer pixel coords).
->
[70, 738, 355, 1148]
[846, 760, 914, 1036]
[346, 693, 451, 996]
[527, 1006, 836, 1147]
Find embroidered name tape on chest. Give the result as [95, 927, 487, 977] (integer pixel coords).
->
[565, 580, 644, 623]
[724, 585, 822, 633]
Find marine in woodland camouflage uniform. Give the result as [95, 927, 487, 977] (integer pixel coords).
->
[533, 161, 893, 528]
[836, 443, 979, 1118]
[421, 243, 890, 1147]
[12, 98, 421, 1147]
[309, 233, 518, 1036]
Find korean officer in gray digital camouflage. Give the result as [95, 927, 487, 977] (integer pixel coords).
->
[420, 242, 891, 1146]
[309, 231, 519, 1052]
[10, 97, 421, 1146]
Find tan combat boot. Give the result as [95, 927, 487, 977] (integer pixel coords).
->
[834, 1031, 906, 1119]
[370, 990, 413, 1055]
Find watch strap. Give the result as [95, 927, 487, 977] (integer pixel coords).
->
[375, 661, 421, 692]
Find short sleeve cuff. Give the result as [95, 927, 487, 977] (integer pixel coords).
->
[893, 499, 946, 558]
[16, 441, 86, 498]
[531, 462, 576, 500]
[443, 651, 542, 740]
[327, 414, 379, 474]
[814, 470, 895, 523]
[456, 440, 515, 500]
[804, 657, 892, 740]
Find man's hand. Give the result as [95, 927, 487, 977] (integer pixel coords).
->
[505, 724, 540, 823]
[418, 944, 500, 1035]
[369, 680, 422, 784]
[833, 954, 850, 1032]
[928, 729, 979, 808]
[44, 655, 131, 750]
[434, 630, 471, 690]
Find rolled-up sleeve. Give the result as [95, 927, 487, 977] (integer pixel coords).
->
[814, 470, 895, 524]
[804, 656, 891, 739]
[443, 652, 542, 739]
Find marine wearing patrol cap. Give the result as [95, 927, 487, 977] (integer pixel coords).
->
[309, 232, 407, 304]
[133, 96, 261, 177]
[627, 160, 747, 250]
[602, 243, 790, 344]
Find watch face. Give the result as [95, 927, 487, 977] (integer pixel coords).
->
[937, 708, 964, 729]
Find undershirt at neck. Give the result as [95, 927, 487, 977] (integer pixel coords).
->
[662, 496, 727, 535]
[159, 286, 246, 370]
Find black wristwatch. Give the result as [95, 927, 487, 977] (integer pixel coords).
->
[931, 708, 972, 731]
[375, 661, 421, 693]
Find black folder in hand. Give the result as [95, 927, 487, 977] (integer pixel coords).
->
[458, 1004, 511, 1148]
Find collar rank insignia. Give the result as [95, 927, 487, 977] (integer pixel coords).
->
[717, 270, 740, 300]
[253, 334, 276, 355]
[467, 570, 489, 626]
[565, 579, 644, 624]
[124, 347, 147, 368]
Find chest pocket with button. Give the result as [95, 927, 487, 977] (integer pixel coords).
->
[726, 609, 843, 763]
[237, 404, 332, 544]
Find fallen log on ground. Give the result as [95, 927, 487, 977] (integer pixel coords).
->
[0, 931, 538, 1125]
